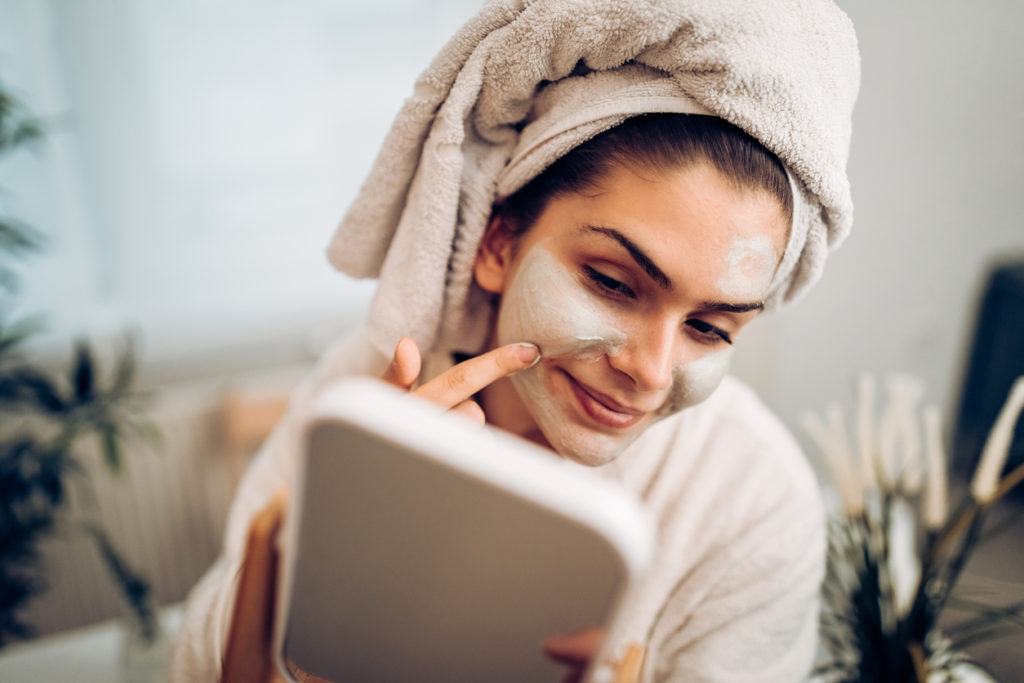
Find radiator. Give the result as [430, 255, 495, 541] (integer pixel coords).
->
[17, 368, 298, 638]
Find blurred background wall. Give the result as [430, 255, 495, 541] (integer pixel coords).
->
[0, 0, 1021, 647]
[740, 0, 1024, 457]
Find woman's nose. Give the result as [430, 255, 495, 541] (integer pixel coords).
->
[608, 322, 676, 392]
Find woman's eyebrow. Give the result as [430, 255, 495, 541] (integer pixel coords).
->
[584, 225, 673, 291]
[698, 300, 765, 314]
[582, 226, 765, 312]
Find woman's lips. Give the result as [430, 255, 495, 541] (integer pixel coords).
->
[561, 370, 645, 430]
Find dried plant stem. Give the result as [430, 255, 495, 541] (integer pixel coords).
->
[955, 623, 1017, 649]
[924, 499, 976, 571]
[812, 377, 1024, 678]
[919, 460, 1024, 578]
[947, 598, 1024, 635]
[922, 511, 986, 647]
[971, 377, 1024, 502]
[903, 499, 984, 648]
[925, 460, 1024, 572]
[994, 460, 1024, 500]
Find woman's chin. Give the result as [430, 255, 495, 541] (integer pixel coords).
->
[543, 427, 640, 467]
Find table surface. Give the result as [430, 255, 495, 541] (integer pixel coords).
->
[0, 605, 183, 683]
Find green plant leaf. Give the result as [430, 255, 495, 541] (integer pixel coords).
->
[0, 437, 38, 503]
[71, 340, 94, 403]
[9, 120, 43, 148]
[35, 448, 72, 507]
[0, 219, 42, 256]
[131, 419, 162, 450]
[0, 376, 21, 403]
[0, 570, 41, 646]
[81, 523, 157, 643]
[0, 84, 44, 156]
[98, 423, 122, 474]
[6, 367, 64, 413]
[37, 467, 64, 506]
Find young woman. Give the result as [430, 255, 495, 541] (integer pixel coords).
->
[172, 2, 859, 681]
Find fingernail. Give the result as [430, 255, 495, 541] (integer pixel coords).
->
[516, 342, 541, 367]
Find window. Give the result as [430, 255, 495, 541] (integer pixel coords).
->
[5, 0, 482, 376]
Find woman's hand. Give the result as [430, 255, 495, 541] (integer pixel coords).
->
[222, 490, 289, 683]
[544, 628, 647, 683]
[222, 490, 333, 683]
[381, 337, 540, 422]
[220, 339, 539, 682]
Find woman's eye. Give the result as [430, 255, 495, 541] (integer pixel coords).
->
[686, 319, 733, 345]
[583, 266, 636, 299]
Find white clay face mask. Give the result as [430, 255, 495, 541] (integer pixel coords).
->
[656, 347, 734, 417]
[497, 245, 627, 359]
[497, 244, 631, 465]
[497, 243, 733, 467]
[716, 235, 777, 301]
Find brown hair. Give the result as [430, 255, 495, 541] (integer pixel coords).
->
[495, 113, 793, 235]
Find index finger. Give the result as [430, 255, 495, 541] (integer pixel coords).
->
[415, 342, 540, 408]
[543, 627, 604, 666]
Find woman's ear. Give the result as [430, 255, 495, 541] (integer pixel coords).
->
[473, 214, 516, 294]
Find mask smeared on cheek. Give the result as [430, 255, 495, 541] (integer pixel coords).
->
[716, 236, 777, 301]
[496, 245, 632, 466]
[657, 348, 734, 417]
[497, 246, 627, 358]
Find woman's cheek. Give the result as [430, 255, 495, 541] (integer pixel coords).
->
[656, 348, 734, 417]
[497, 245, 627, 357]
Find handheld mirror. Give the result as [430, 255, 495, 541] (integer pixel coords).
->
[274, 377, 653, 683]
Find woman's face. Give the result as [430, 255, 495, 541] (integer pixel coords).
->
[474, 161, 789, 466]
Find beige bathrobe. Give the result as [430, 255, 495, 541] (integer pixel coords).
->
[170, 330, 825, 682]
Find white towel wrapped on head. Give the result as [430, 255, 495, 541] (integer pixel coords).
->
[327, 0, 860, 358]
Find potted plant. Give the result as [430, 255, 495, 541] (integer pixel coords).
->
[0, 79, 159, 653]
[807, 373, 1024, 681]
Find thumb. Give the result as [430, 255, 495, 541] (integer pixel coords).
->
[381, 337, 421, 389]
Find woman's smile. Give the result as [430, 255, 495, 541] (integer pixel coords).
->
[559, 368, 647, 430]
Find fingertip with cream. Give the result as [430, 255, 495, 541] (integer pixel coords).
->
[516, 342, 542, 367]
